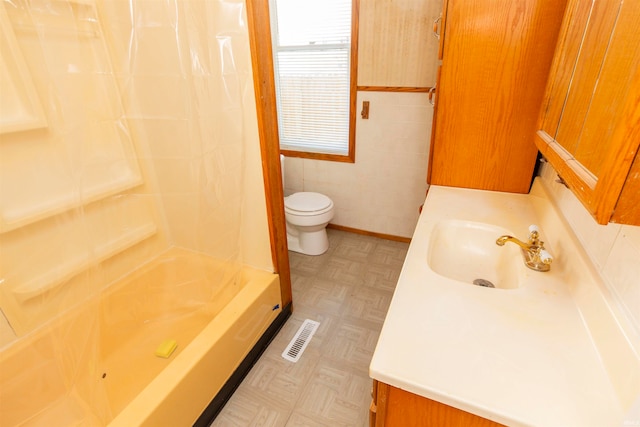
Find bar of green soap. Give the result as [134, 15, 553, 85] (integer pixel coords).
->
[155, 339, 177, 358]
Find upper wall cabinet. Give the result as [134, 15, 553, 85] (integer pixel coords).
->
[535, 0, 640, 225]
[429, 0, 568, 193]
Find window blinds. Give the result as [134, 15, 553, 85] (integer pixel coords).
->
[271, 0, 352, 155]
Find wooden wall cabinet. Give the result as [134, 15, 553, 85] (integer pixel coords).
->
[370, 380, 505, 427]
[534, 0, 640, 225]
[428, 0, 568, 193]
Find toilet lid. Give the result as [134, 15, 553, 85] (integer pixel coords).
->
[284, 192, 333, 213]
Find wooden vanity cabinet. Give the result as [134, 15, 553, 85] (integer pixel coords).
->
[428, 0, 567, 193]
[535, 0, 640, 225]
[370, 380, 505, 427]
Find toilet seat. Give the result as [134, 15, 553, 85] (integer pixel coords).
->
[284, 192, 333, 216]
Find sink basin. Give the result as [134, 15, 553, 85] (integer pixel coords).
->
[427, 220, 522, 289]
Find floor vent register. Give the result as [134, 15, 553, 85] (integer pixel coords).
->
[282, 319, 320, 363]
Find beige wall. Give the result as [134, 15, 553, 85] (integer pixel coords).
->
[284, 91, 432, 238]
[284, 0, 441, 239]
[539, 162, 640, 333]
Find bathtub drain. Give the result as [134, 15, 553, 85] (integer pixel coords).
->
[473, 278, 495, 288]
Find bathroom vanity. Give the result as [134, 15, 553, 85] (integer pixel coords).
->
[369, 179, 640, 426]
[370, 379, 503, 426]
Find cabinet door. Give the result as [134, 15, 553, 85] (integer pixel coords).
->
[374, 382, 505, 427]
[535, 0, 640, 224]
[429, 0, 567, 193]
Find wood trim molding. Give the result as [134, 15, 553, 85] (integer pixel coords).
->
[280, 149, 355, 163]
[534, 130, 595, 210]
[327, 223, 411, 243]
[245, 0, 292, 307]
[438, 0, 449, 60]
[348, 0, 360, 163]
[358, 86, 432, 93]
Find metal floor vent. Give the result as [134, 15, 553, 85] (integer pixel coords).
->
[282, 319, 320, 363]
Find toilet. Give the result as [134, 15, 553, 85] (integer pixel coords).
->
[281, 155, 335, 255]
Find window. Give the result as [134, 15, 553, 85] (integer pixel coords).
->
[269, 0, 357, 161]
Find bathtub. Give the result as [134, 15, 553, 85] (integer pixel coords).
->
[0, 247, 284, 426]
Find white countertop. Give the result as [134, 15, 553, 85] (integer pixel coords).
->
[370, 180, 639, 426]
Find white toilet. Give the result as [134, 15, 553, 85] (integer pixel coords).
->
[281, 155, 335, 255]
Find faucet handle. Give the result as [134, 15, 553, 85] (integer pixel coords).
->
[528, 224, 540, 244]
[539, 249, 553, 265]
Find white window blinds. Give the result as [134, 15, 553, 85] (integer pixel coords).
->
[270, 0, 352, 155]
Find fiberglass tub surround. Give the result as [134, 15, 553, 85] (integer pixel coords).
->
[370, 179, 640, 426]
[0, 0, 275, 425]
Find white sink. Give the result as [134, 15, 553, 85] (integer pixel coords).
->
[426, 220, 522, 289]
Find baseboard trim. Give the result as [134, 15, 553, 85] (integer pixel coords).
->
[327, 223, 411, 243]
[193, 302, 292, 426]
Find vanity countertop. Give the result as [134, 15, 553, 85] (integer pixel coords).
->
[369, 179, 640, 426]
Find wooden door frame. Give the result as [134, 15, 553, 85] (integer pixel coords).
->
[245, 0, 292, 308]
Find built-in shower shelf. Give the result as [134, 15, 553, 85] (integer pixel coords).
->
[5, 0, 100, 38]
[13, 223, 157, 303]
[1, 173, 143, 234]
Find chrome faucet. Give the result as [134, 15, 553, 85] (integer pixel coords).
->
[496, 225, 553, 272]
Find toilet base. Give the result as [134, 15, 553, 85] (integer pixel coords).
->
[287, 226, 330, 256]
